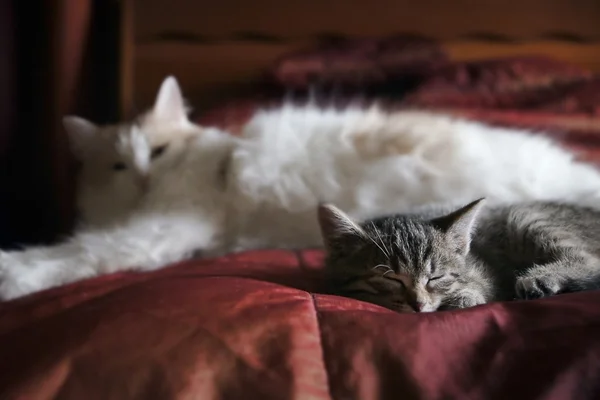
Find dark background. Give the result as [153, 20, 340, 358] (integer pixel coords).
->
[0, 1, 123, 248]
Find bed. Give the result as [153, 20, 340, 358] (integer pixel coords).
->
[1, 1, 600, 399]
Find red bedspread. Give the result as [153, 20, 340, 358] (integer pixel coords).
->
[2, 36, 600, 399]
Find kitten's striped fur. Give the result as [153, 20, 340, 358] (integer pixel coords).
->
[319, 199, 600, 312]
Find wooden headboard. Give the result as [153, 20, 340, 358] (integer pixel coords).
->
[121, 0, 600, 117]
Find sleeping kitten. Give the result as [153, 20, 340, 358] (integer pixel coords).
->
[4, 76, 600, 300]
[63, 77, 198, 227]
[318, 200, 600, 312]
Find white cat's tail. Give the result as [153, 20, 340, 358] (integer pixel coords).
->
[0, 211, 214, 300]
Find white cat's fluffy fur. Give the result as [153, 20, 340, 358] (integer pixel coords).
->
[2, 76, 600, 300]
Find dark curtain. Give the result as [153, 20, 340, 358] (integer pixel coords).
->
[0, 0, 123, 249]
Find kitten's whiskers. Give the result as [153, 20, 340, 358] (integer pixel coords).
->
[370, 222, 391, 258]
[367, 236, 389, 259]
[372, 264, 390, 271]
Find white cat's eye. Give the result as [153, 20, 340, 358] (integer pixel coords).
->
[112, 162, 127, 171]
[151, 145, 168, 159]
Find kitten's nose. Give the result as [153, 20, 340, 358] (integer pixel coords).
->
[409, 299, 425, 312]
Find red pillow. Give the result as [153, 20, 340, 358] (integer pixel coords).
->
[1, 250, 600, 399]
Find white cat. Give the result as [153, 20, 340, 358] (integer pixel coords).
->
[2, 76, 600, 300]
[63, 87, 197, 228]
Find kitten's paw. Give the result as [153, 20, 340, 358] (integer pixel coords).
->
[440, 290, 486, 310]
[457, 291, 486, 309]
[515, 274, 562, 300]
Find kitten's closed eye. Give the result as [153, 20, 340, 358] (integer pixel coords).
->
[383, 273, 407, 288]
[151, 145, 168, 159]
[428, 275, 445, 282]
[112, 162, 127, 171]
[375, 267, 409, 288]
[427, 274, 453, 289]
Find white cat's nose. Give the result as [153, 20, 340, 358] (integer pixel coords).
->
[136, 175, 149, 192]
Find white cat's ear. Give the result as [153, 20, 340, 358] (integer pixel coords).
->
[63, 116, 98, 157]
[152, 75, 188, 125]
[318, 203, 366, 250]
[432, 198, 485, 255]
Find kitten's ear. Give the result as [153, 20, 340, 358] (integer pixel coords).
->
[63, 116, 98, 157]
[318, 203, 366, 251]
[152, 76, 188, 125]
[431, 198, 485, 255]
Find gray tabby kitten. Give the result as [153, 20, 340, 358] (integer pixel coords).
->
[318, 199, 600, 313]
